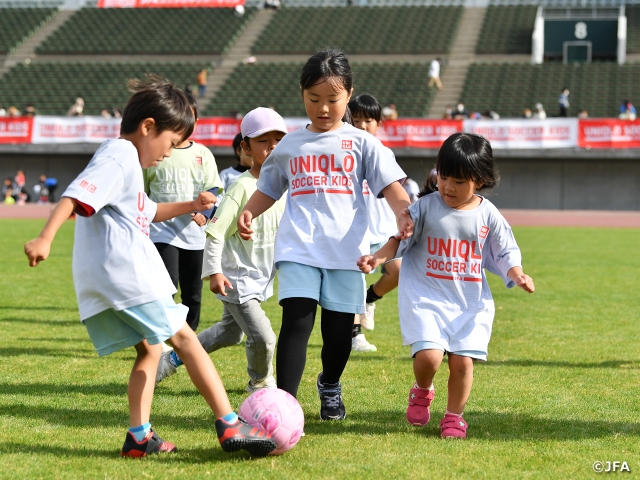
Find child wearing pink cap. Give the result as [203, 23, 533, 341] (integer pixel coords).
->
[155, 107, 287, 393]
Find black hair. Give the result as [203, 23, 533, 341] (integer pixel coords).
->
[417, 167, 439, 198]
[300, 48, 353, 125]
[120, 75, 194, 141]
[232, 132, 243, 160]
[348, 93, 381, 123]
[418, 133, 498, 198]
[184, 90, 199, 120]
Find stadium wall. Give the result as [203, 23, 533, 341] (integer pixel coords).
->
[2, 150, 639, 210]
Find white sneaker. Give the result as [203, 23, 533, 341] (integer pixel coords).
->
[361, 303, 375, 331]
[352, 333, 377, 352]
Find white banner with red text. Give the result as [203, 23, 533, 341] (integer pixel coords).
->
[0, 116, 633, 149]
[98, 0, 243, 7]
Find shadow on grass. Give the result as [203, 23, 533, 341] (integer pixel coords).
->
[0, 442, 261, 463]
[485, 359, 640, 369]
[302, 410, 640, 440]
[1, 317, 79, 326]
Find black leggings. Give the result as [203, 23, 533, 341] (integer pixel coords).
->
[276, 297, 354, 397]
[155, 243, 203, 331]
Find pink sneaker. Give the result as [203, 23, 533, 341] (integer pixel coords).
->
[406, 384, 435, 426]
[440, 413, 468, 439]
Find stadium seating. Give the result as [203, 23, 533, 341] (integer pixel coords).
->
[460, 62, 640, 118]
[0, 8, 57, 54]
[0, 61, 205, 115]
[202, 62, 435, 117]
[35, 7, 255, 55]
[251, 6, 463, 55]
[626, 6, 640, 53]
[476, 5, 538, 54]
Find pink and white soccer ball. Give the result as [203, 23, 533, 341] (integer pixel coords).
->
[239, 387, 304, 455]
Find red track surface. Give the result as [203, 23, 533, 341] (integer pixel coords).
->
[1, 203, 639, 227]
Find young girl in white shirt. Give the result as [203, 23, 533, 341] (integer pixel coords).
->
[358, 132, 535, 439]
[237, 49, 413, 421]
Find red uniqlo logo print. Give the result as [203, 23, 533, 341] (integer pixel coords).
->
[479, 226, 490, 239]
[341, 140, 352, 150]
[87, 184, 97, 193]
[195, 156, 202, 166]
[79, 180, 88, 188]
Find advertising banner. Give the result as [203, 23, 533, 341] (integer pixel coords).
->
[377, 119, 463, 149]
[191, 117, 241, 146]
[31, 116, 121, 144]
[578, 119, 640, 149]
[98, 0, 243, 7]
[463, 118, 578, 149]
[0, 117, 33, 144]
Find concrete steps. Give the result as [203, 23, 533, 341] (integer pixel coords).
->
[427, 7, 487, 118]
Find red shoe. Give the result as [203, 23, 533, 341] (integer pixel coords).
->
[440, 413, 468, 439]
[406, 384, 435, 426]
[120, 429, 177, 457]
[215, 417, 277, 457]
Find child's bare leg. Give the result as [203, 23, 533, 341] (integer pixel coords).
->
[168, 324, 232, 417]
[129, 339, 162, 427]
[446, 353, 474, 414]
[413, 349, 444, 388]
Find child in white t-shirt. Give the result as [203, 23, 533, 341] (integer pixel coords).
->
[219, 132, 253, 189]
[348, 93, 403, 352]
[24, 76, 276, 458]
[237, 49, 414, 421]
[144, 91, 224, 331]
[358, 132, 535, 439]
[155, 108, 287, 392]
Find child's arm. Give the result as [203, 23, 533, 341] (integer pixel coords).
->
[154, 191, 216, 222]
[380, 181, 414, 239]
[237, 190, 276, 240]
[25, 197, 77, 267]
[507, 266, 535, 293]
[357, 237, 401, 274]
[202, 235, 233, 296]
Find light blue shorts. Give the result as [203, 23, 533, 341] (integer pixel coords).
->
[411, 340, 487, 361]
[278, 261, 366, 314]
[83, 297, 188, 357]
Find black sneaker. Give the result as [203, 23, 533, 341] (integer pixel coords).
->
[317, 373, 346, 420]
[215, 417, 277, 457]
[120, 429, 177, 457]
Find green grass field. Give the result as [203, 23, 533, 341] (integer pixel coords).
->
[1, 219, 639, 479]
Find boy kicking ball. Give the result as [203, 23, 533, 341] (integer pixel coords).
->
[24, 75, 276, 458]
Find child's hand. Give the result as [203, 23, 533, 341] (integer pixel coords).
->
[191, 212, 207, 226]
[514, 274, 535, 293]
[357, 254, 380, 274]
[210, 274, 233, 296]
[237, 211, 254, 240]
[25, 237, 51, 267]
[396, 208, 414, 239]
[192, 192, 217, 212]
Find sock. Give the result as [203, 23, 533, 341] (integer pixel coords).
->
[169, 351, 182, 368]
[414, 383, 434, 391]
[446, 410, 463, 417]
[366, 285, 382, 304]
[352, 323, 362, 338]
[221, 412, 238, 423]
[129, 422, 151, 442]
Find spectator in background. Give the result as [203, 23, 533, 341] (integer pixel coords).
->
[442, 105, 454, 120]
[619, 100, 637, 121]
[234, 4, 245, 16]
[24, 103, 37, 117]
[67, 97, 84, 116]
[2, 178, 17, 203]
[558, 88, 570, 117]
[453, 102, 467, 119]
[197, 68, 208, 98]
[100, 108, 112, 118]
[523, 108, 533, 118]
[0, 105, 6, 117]
[7, 106, 20, 117]
[578, 109, 589, 119]
[533, 102, 546, 119]
[112, 106, 122, 118]
[382, 103, 398, 121]
[428, 57, 443, 90]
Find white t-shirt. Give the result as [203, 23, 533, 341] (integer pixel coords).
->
[257, 123, 406, 271]
[429, 59, 440, 78]
[363, 179, 397, 245]
[202, 171, 285, 304]
[62, 139, 176, 320]
[219, 165, 249, 189]
[396, 192, 522, 353]
[144, 141, 223, 250]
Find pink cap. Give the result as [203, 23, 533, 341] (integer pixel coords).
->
[241, 107, 288, 138]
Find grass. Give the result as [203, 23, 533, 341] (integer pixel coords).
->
[1, 219, 639, 479]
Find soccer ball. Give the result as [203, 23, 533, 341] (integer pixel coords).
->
[239, 388, 304, 455]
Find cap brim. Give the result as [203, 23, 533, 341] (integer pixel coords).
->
[246, 126, 288, 138]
